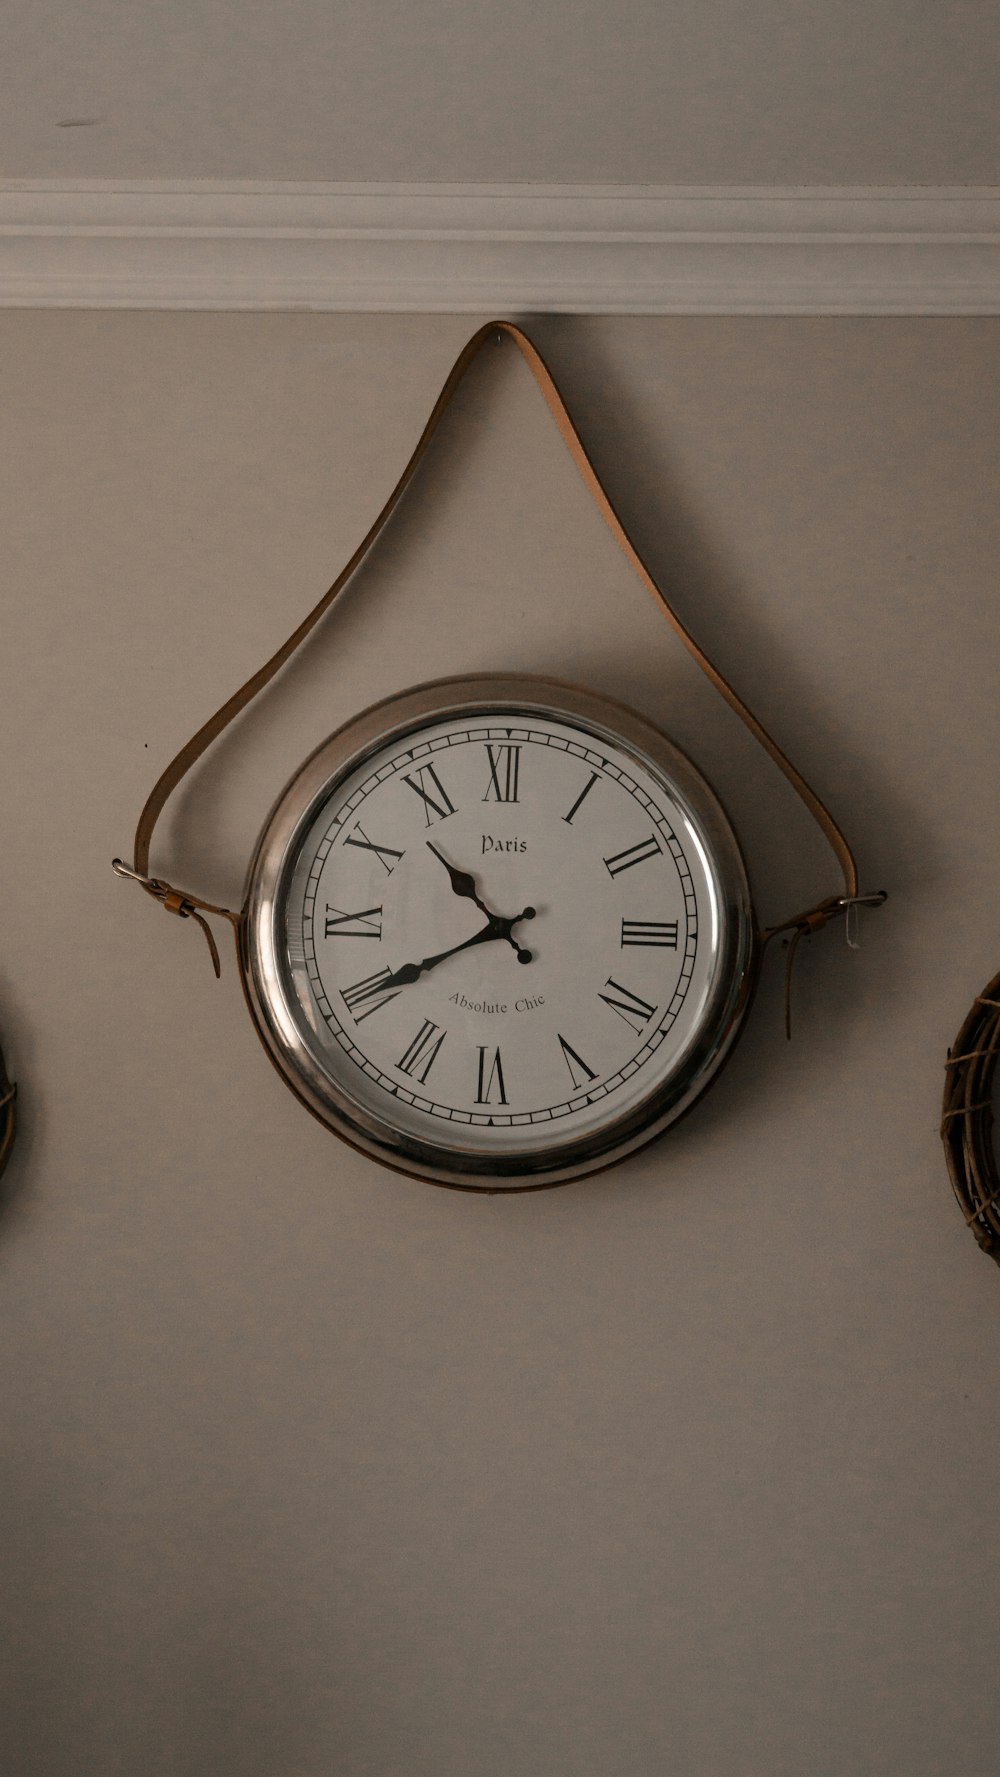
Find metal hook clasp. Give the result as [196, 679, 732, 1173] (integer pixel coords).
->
[112, 858, 156, 888]
[837, 888, 888, 950]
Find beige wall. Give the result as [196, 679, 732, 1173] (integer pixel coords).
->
[5, 0, 999, 184]
[2, 312, 999, 1776]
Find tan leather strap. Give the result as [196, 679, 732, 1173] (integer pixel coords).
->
[117, 319, 882, 978]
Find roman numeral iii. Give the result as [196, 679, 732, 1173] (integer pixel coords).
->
[340, 967, 401, 1023]
[343, 824, 404, 875]
[324, 904, 382, 939]
[482, 744, 521, 803]
[475, 1046, 508, 1104]
[397, 1020, 447, 1084]
[400, 763, 457, 826]
[603, 833, 663, 877]
[598, 978, 658, 1035]
[620, 919, 678, 948]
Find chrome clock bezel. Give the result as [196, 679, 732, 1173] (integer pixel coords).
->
[240, 675, 757, 1191]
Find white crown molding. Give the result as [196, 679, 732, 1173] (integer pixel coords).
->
[1, 181, 998, 314]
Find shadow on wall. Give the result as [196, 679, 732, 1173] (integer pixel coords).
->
[0, 976, 37, 1229]
[0, 1464, 365, 1776]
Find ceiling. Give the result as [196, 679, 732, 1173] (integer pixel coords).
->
[4, 0, 998, 186]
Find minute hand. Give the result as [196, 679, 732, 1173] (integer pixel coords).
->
[382, 913, 531, 990]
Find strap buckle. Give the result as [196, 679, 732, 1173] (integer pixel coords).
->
[112, 859, 229, 978]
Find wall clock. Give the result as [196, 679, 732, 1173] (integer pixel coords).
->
[114, 321, 883, 1191]
[240, 673, 754, 1188]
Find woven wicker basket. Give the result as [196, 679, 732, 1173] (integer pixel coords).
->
[942, 970, 1000, 1265]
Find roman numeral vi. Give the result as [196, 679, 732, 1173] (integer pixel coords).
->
[475, 1046, 508, 1105]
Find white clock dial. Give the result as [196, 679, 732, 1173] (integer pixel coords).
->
[244, 679, 755, 1188]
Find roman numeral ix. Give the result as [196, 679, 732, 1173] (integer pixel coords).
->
[475, 1046, 508, 1105]
[604, 833, 663, 877]
[340, 967, 401, 1023]
[343, 824, 404, 875]
[324, 904, 382, 939]
[400, 763, 457, 827]
[598, 978, 658, 1036]
[483, 744, 521, 804]
[397, 1020, 447, 1084]
[620, 919, 678, 948]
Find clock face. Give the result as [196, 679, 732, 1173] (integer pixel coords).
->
[244, 679, 755, 1188]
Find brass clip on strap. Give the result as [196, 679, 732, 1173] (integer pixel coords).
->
[111, 860, 238, 979]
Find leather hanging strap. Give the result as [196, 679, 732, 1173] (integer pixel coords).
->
[114, 319, 884, 988]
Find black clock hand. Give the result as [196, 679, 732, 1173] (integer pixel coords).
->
[425, 841, 536, 956]
[426, 840, 493, 918]
[382, 909, 534, 990]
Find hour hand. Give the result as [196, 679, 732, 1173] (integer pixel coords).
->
[426, 841, 492, 916]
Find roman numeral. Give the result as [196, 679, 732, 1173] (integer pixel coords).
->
[620, 919, 678, 948]
[340, 967, 400, 1023]
[324, 904, 382, 939]
[475, 1045, 508, 1105]
[603, 833, 663, 877]
[400, 763, 457, 826]
[483, 744, 521, 803]
[562, 770, 600, 825]
[343, 823, 404, 875]
[557, 1034, 597, 1091]
[598, 977, 658, 1035]
[397, 1019, 446, 1084]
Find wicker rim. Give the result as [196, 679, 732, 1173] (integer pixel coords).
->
[941, 968, 1000, 1264]
[0, 1035, 15, 1185]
